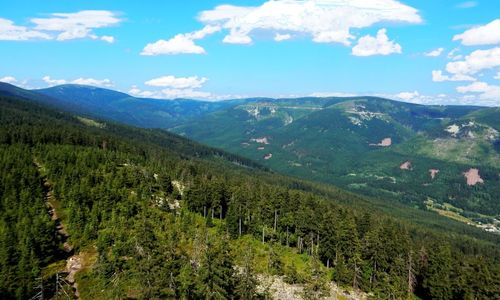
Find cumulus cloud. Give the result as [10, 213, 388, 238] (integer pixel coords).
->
[136, 75, 215, 99]
[129, 86, 239, 101]
[100, 35, 115, 43]
[453, 19, 500, 46]
[395, 91, 420, 101]
[128, 87, 157, 98]
[141, 25, 220, 55]
[445, 47, 500, 76]
[431, 70, 475, 82]
[0, 76, 17, 84]
[425, 47, 444, 57]
[351, 29, 402, 56]
[132, 75, 242, 100]
[31, 10, 120, 42]
[43, 75, 113, 87]
[42, 76, 67, 86]
[199, 0, 421, 46]
[0, 18, 51, 41]
[385, 91, 497, 106]
[71, 78, 113, 87]
[0, 11, 119, 42]
[457, 81, 500, 100]
[144, 75, 208, 89]
[274, 33, 291, 42]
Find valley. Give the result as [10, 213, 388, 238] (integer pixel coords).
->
[1, 85, 499, 300]
[2, 1, 500, 299]
[173, 97, 500, 227]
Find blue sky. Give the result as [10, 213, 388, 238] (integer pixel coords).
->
[0, 0, 499, 105]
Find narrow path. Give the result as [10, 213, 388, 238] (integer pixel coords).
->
[34, 159, 81, 299]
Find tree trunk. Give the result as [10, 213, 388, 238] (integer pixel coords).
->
[274, 210, 278, 232]
[239, 217, 242, 236]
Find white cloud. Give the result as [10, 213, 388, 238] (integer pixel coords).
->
[431, 70, 475, 82]
[309, 92, 358, 97]
[43, 75, 113, 87]
[31, 10, 120, 42]
[144, 75, 208, 89]
[425, 47, 444, 57]
[0, 11, 119, 43]
[383, 91, 496, 106]
[453, 19, 500, 46]
[129, 87, 157, 98]
[0, 18, 51, 41]
[71, 78, 113, 87]
[0, 76, 17, 84]
[456, 1, 477, 9]
[395, 91, 420, 101]
[141, 25, 220, 55]
[136, 75, 218, 100]
[274, 33, 291, 42]
[351, 29, 402, 56]
[199, 0, 421, 46]
[142, 35, 206, 55]
[445, 47, 500, 76]
[100, 35, 115, 43]
[42, 76, 67, 86]
[457, 81, 500, 101]
[128, 86, 240, 101]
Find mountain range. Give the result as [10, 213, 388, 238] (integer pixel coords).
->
[1, 82, 499, 229]
[1, 83, 500, 299]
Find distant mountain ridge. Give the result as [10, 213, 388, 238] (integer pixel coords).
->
[0, 83, 245, 128]
[34, 84, 251, 128]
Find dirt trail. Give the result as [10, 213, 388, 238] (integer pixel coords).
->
[35, 159, 81, 299]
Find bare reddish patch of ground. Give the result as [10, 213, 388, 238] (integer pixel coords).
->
[400, 161, 412, 170]
[463, 168, 484, 186]
[370, 137, 392, 147]
[429, 169, 439, 179]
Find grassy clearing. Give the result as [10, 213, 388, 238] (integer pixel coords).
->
[77, 116, 106, 128]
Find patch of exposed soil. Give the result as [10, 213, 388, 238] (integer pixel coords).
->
[429, 169, 439, 179]
[370, 137, 392, 147]
[400, 161, 412, 170]
[463, 168, 484, 186]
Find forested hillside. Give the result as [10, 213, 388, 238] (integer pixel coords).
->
[1, 95, 499, 299]
[174, 97, 500, 224]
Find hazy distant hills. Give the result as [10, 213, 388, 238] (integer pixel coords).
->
[1, 83, 498, 220]
[35, 84, 251, 128]
[0, 83, 245, 128]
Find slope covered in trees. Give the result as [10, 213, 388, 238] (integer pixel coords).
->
[1, 95, 499, 299]
[174, 97, 500, 220]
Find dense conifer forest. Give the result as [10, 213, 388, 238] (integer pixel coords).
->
[1, 95, 499, 299]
